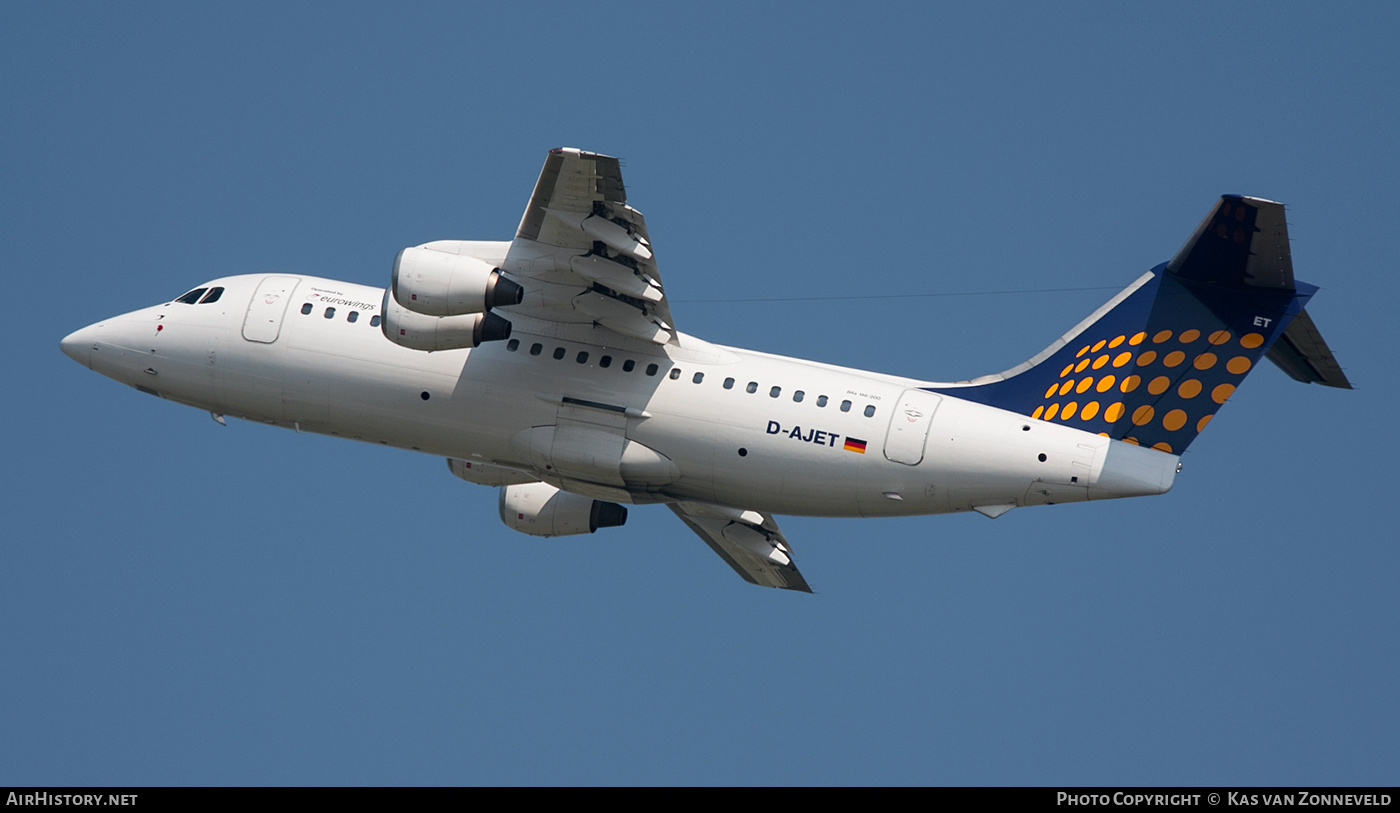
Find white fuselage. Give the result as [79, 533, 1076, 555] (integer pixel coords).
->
[62, 274, 1177, 518]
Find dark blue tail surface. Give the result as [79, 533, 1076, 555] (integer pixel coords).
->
[927, 196, 1350, 454]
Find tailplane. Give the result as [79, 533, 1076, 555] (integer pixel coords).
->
[927, 196, 1351, 454]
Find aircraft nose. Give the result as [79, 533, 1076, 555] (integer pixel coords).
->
[60, 324, 98, 368]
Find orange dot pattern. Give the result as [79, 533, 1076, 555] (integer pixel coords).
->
[1030, 322, 1275, 454]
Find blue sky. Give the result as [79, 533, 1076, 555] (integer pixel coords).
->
[4, 2, 1397, 785]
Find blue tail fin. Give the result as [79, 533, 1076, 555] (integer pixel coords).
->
[927, 196, 1351, 455]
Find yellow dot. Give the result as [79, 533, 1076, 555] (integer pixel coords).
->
[1164, 350, 1186, 367]
[1044, 383, 1059, 399]
[1240, 333, 1264, 349]
[1062, 401, 1078, 420]
[1104, 402, 1125, 422]
[1212, 383, 1235, 404]
[1132, 405, 1155, 426]
[1120, 375, 1141, 393]
[1227, 356, 1253, 375]
[1076, 344, 1092, 358]
[1137, 350, 1158, 366]
[1059, 380, 1075, 396]
[1179, 329, 1201, 344]
[1153, 330, 1173, 343]
[1152, 442, 1174, 453]
[1112, 351, 1132, 368]
[1096, 375, 1117, 393]
[1091, 339, 1106, 353]
[1148, 376, 1171, 395]
[1197, 414, 1213, 432]
[1032, 405, 1044, 419]
[1075, 358, 1092, 373]
[1080, 401, 1100, 421]
[1178, 379, 1202, 399]
[1193, 352, 1217, 370]
[1076, 377, 1094, 394]
[1060, 363, 1074, 378]
[1123, 436, 1140, 446]
[1045, 403, 1060, 420]
[1208, 330, 1232, 345]
[1163, 409, 1188, 431]
[1092, 355, 1109, 370]
[1129, 332, 1146, 346]
[1098, 432, 1110, 437]
[1109, 335, 1126, 348]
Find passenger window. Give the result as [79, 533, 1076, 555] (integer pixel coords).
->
[746, 382, 758, 394]
[816, 395, 828, 407]
[840, 400, 852, 412]
[669, 368, 681, 380]
[600, 355, 612, 368]
[174, 288, 207, 305]
[623, 359, 636, 372]
[864, 405, 876, 417]
[793, 390, 804, 402]
[370, 315, 381, 327]
[576, 351, 589, 364]
[692, 372, 704, 384]
[553, 347, 566, 360]
[347, 311, 359, 323]
[301, 303, 313, 315]
[723, 377, 735, 390]
[506, 339, 519, 351]
[645, 363, 659, 376]
[199, 287, 224, 304]
[324, 307, 336, 319]
[769, 386, 781, 398]
[530, 343, 543, 356]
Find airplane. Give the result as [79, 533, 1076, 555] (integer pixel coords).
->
[60, 148, 1351, 592]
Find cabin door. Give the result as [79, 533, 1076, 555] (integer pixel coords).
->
[883, 389, 942, 466]
[242, 276, 300, 343]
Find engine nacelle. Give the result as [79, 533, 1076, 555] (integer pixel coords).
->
[499, 482, 628, 537]
[381, 288, 512, 351]
[392, 246, 524, 317]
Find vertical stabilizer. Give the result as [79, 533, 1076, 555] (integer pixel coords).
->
[927, 196, 1350, 454]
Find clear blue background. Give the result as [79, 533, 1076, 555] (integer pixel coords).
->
[4, 2, 1396, 785]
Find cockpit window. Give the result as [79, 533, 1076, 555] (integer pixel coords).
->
[198, 287, 224, 304]
[174, 288, 207, 304]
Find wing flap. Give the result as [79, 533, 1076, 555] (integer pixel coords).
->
[502, 148, 675, 344]
[668, 502, 813, 592]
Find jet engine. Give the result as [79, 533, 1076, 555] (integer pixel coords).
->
[381, 288, 512, 351]
[391, 246, 523, 317]
[499, 482, 628, 537]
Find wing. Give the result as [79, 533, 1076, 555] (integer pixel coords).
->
[501, 148, 677, 345]
[668, 502, 813, 592]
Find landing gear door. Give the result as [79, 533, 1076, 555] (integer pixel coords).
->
[242, 276, 301, 343]
[883, 389, 942, 466]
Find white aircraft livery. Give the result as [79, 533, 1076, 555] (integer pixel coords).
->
[61, 148, 1352, 592]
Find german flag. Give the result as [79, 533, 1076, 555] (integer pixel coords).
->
[843, 437, 867, 454]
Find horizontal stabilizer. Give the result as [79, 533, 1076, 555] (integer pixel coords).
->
[1167, 195, 1295, 290]
[1265, 307, 1353, 388]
